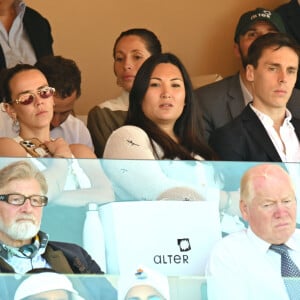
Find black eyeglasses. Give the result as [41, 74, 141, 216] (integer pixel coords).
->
[0, 193, 48, 207]
[13, 86, 55, 105]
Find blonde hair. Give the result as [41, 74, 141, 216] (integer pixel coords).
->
[0, 160, 47, 194]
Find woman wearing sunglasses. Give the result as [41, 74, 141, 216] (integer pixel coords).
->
[0, 64, 115, 208]
[0, 64, 94, 158]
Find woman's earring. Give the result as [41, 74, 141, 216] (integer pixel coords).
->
[12, 114, 20, 133]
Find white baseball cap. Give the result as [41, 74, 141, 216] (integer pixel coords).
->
[14, 272, 84, 300]
[118, 266, 170, 300]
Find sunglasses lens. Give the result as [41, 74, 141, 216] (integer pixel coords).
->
[39, 87, 54, 99]
[18, 94, 35, 105]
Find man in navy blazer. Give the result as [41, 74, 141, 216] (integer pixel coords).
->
[209, 32, 300, 163]
[194, 8, 300, 141]
[276, 0, 300, 89]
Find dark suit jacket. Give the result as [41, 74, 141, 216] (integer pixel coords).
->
[276, 0, 300, 89]
[194, 73, 300, 140]
[209, 104, 300, 162]
[0, 7, 54, 69]
[0, 240, 117, 300]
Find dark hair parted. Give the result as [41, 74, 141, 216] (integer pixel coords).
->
[126, 52, 216, 160]
[246, 32, 300, 69]
[0, 64, 38, 103]
[113, 28, 162, 58]
[35, 55, 81, 99]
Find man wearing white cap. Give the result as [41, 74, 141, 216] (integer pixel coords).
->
[118, 266, 170, 300]
[14, 271, 84, 300]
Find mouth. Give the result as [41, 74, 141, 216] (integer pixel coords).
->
[122, 75, 135, 82]
[159, 103, 173, 108]
[36, 110, 47, 116]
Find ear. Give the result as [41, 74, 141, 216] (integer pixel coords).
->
[245, 64, 255, 82]
[233, 43, 241, 59]
[240, 199, 249, 221]
[4, 104, 17, 120]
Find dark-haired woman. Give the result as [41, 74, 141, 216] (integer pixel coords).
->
[87, 28, 162, 157]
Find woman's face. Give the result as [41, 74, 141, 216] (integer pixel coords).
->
[7, 69, 54, 130]
[114, 35, 152, 92]
[142, 63, 185, 129]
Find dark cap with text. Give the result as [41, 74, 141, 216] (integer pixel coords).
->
[234, 8, 286, 42]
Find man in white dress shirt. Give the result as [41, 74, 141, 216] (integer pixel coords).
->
[206, 163, 300, 300]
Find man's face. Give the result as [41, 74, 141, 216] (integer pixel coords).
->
[50, 91, 77, 129]
[240, 168, 297, 244]
[246, 46, 298, 111]
[234, 21, 279, 66]
[0, 178, 43, 246]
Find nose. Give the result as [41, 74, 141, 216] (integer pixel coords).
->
[19, 198, 34, 212]
[278, 70, 287, 84]
[273, 203, 288, 218]
[123, 57, 133, 70]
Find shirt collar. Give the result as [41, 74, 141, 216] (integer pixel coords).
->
[250, 103, 293, 127]
[247, 227, 300, 253]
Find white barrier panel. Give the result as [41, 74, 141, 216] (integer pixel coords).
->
[99, 200, 222, 276]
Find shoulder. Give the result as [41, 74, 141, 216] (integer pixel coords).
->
[208, 230, 248, 262]
[24, 6, 48, 20]
[98, 92, 129, 111]
[106, 125, 149, 145]
[0, 137, 27, 156]
[195, 74, 239, 96]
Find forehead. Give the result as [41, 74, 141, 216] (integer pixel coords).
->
[10, 69, 48, 94]
[54, 90, 77, 112]
[246, 20, 277, 32]
[258, 46, 299, 65]
[151, 63, 182, 78]
[115, 35, 148, 53]
[0, 178, 41, 193]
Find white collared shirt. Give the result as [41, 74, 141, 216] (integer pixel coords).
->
[250, 104, 300, 162]
[0, 0, 37, 67]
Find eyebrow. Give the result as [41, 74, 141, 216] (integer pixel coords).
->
[17, 84, 49, 96]
[150, 77, 183, 81]
[265, 62, 298, 70]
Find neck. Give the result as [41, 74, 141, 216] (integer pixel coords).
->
[19, 127, 51, 142]
[0, 233, 31, 248]
[252, 101, 286, 129]
[240, 69, 253, 95]
[158, 123, 178, 143]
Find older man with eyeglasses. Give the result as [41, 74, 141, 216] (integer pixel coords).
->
[0, 160, 117, 299]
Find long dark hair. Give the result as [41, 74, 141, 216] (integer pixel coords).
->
[126, 52, 216, 160]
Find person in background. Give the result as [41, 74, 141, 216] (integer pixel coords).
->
[118, 266, 170, 300]
[0, 0, 53, 69]
[194, 7, 300, 141]
[87, 28, 162, 157]
[14, 269, 84, 300]
[0, 56, 94, 150]
[36, 55, 94, 149]
[209, 32, 300, 162]
[0, 161, 117, 300]
[206, 164, 300, 300]
[276, 0, 300, 89]
[103, 52, 219, 203]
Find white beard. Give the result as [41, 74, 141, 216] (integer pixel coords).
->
[0, 217, 40, 241]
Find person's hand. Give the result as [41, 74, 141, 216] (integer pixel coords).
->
[44, 138, 73, 158]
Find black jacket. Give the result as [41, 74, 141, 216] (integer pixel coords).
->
[0, 241, 117, 299]
[0, 6, 54, 69]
